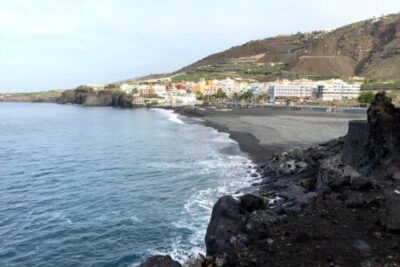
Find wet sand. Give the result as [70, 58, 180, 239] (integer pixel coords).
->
[197, 107, 367, 163]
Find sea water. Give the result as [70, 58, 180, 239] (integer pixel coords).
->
[0, 103, 257, 267]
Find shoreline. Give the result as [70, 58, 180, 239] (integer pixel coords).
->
[176, 106, 366, 164]
[203, 120, 279, 164]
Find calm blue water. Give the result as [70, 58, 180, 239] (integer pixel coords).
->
[0, 103, 257, 267]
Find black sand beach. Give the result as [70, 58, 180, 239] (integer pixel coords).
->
[180, 106, 366, 163]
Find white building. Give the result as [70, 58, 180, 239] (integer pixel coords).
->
[175, 93, 197, 105]
[153, 84, 168, 97]
[203, 87, 218, 95]
[249, 83, 267, 95]
[317, 79, 361, 101]
[268, 80, 315, 101]
[166, 91, 197, 106]
[218, 78, 236, 96]
[132, 96, 145, 106]
[120, 83, 136, 92]
[83, 84, 106, 90]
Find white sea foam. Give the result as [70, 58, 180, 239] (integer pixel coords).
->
[50, 212, 73, 224]
[129, 216, 141, 223]
[152, 108, 185, 124]
[146, 108, 259, 264]
[168, 154, 258, 263]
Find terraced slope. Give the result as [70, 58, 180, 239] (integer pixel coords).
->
[173, 13, 400, 81]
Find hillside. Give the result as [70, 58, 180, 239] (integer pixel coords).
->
[171, 13, 400, 82]
[0, 90, 64, 103]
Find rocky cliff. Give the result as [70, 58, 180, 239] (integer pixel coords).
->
[57, 86, 133, 108]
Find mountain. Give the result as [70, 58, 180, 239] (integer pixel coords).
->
[170, 13, 400, 82]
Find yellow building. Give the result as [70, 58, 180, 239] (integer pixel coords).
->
[198, 80, 206, 93]
[239, 82, 249, 90]
[139, 88, 155, 95]
[190, 84, 202, 94]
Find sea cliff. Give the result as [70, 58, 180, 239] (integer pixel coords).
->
[57, 87, 134, 108]
[0, 87, 136, 108]
[141, 93, 400, 266]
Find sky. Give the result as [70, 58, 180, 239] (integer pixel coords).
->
[1, 0, 400, 92]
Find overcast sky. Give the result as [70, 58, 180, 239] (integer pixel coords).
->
[1, 0, 400, 92]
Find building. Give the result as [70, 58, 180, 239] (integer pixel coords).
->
[317, 79, 361, 101]
[138, 95, 166, 105]
[83, 84, 106, 90]
[203, 87, 218, 95]
[153, 84, 168, 97]
[132, 96, 145, 106]
[120, 83, 136, 92]
[268, 79, 315, 101]
[172, 93, 197, 105]
[249, 82, 267, 95]
[218, 78, 236, 96]
[138, 87, 155, 96]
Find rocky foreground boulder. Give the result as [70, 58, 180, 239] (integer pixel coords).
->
[205, 194, 266, 256]
[358, 92, 400, 175]
[138, 255, 182, 267]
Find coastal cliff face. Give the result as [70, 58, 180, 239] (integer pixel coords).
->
[57, 87, 133, 108]
[141, 93, 400, 266]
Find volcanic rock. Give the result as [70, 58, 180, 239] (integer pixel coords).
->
[138, 255, 182, 267]
[380, 191, 400, 231]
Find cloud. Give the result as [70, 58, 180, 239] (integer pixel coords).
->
[29, 27, 57, 38]
[0, 56, 23, 67]
[70, 43, 89, 52]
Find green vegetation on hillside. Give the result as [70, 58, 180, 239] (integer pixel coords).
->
[172, 57, 287, 82]
[358, 91, 375, 104]
[361, 80, 400, 90]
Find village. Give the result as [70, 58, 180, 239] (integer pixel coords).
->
[83, 76, 363, 107]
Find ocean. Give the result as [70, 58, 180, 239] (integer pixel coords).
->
[0, 103, 257, 267]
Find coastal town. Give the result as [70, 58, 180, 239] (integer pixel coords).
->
[81, 76, 363, 107]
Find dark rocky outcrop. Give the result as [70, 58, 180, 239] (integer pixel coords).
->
[205, 194, 268, 256]
[380, 191, 400, 231]
[342, 92, 400, 183]
[341, 120, 370, 167]
[359, 92, 400, 175]
[57, 86, 133, 108]
[205, 195, 243, 256]
[138, 255, 182, 267]
[238, 193, 266, 212]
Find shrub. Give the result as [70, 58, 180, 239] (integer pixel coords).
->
[358, 91, 375, 104]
